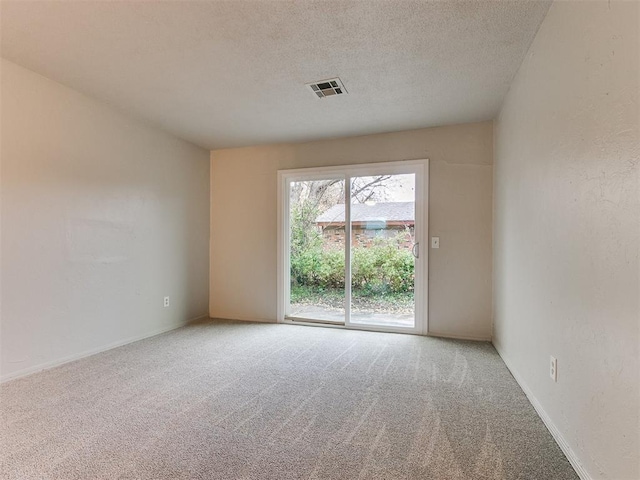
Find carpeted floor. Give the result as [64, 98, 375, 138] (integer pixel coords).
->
[1, 319, 578, 479]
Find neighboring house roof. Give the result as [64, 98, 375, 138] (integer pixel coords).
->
[315, 202, 414, 225]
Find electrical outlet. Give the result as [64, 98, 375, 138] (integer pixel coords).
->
[163, 296, 170, 307]
[431, 237, 440, 249]
[550, 356, 557, 382]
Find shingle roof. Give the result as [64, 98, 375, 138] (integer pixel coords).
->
[315, 201, 414, 224]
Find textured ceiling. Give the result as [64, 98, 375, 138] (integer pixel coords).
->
[1, 1, 551, 149]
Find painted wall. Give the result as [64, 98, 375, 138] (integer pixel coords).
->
[493, 2, 639, 479]
[0, 60, 210, 381]
[210, 121, 493, 340]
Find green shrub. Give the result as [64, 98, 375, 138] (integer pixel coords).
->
[291, 235, 414, 294]
[352, 240, 414, 293]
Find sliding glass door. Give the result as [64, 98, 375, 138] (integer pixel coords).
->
[348, 173, 416, 329]
[279, 160, 427, 334]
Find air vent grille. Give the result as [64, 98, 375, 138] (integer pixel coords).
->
[307, 78, 347, 98]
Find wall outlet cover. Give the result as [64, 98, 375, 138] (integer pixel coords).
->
[550, 355, 557, 382]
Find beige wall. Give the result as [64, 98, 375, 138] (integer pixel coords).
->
[210, 121, 493, 339]
[493, 2, 639, 479]
[0, 60, 210, 381]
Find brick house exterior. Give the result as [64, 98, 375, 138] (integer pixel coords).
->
[315, 202, 415, 250]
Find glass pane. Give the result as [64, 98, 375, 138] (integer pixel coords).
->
[289, 179, 346, 323]
[349, 174, 416, 328]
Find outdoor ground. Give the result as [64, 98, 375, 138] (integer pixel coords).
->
[290, 286, 415, 328]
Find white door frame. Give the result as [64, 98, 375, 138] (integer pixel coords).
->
[277, 159, 429, 335]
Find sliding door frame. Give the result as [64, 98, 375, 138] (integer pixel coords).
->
[277, 159, 429, 335]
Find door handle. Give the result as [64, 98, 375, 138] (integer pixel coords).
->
[412, 242, 419, 259]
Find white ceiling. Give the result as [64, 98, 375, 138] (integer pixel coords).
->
[1, 0, 551, 150]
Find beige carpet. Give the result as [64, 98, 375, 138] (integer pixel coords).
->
[1, 319, 578, 479]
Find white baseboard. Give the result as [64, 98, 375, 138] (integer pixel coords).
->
[427, 331, 492, 342]
[493, 342, 591, 480]
[208, 313, 275, 324]
[0, 314, 208, 384]
[185, 314, 210, 325]
[207, 318, 491, 341]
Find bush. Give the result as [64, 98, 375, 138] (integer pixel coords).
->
[352, 240, 414, 294]
[291, 247, 345, 289]
[291, 235, 414, 294]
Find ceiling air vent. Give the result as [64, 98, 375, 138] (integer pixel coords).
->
[306, 78, 347, 98]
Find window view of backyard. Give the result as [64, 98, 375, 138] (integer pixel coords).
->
[289, 174, 416, 328]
